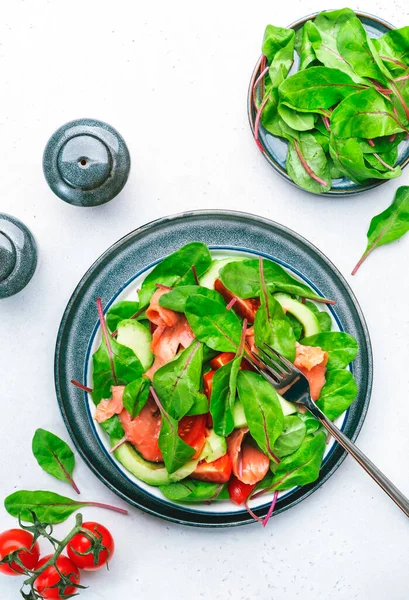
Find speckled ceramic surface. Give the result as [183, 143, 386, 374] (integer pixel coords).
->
[54, 210, 373, 527]
[43, 118, 130, 207]
[0, 213, 37, 298]
[248, 12, 409, 197]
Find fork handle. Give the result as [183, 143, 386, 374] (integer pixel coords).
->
[309, 404, 409, 518]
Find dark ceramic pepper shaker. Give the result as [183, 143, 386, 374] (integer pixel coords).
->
[0, 214, 37, 298]
[43, 118, 131, 207]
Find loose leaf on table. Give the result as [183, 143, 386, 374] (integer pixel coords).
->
[153, 341, 204, 420]
[274, 415, 307, 458]
[106, 301, 141, 332]
[185, 295, 243, 352]
[329, 136, 402, 184]
[336, 16, 389, 83]
[237, 371, 284, 462]
[300, 332, 358, 369]
[150, 388, 196, 474]
[286, 133, 331, 194]
[331, 88, 406, 139]
[210, 327, 245, 437]
[278, 66, 364, 111]
[316, 369, 358, 420]
[270, 432, 327, 490]
[278, 103, 315, 131]
[138, 242, 212, 308]
[159, 286, 224, 313]
[219, 259, 323, 301]
[91, 335, 144, 405]
[122, 377, 150, 419]
[160, 480, 228, 503]
[254, 258, 296, 361]
[262, 25, 295, 89]
[32, 429, 79, 494]
[4, 490, 127, 524]
[352, 186, 409, 274]
[372, 26, 409, 75]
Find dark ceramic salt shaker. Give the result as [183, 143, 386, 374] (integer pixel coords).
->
[43, 118, 131, 207]
[0, 214, 37, 298]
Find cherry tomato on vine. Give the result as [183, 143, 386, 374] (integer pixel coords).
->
[0, 529, 40, 576]
[34, 554, 80, 599]
[67, 522, 114, 571]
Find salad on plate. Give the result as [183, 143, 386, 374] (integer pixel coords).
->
[78, 242, 359, 523]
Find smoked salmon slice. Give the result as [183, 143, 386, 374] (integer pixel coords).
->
[95, 386, 125, 423]
[294, 342, 328, 401]
[145, 288, 179, 327]
[145, 315, 195, 379]
[119, 397, 163, 463]
[227, 428, 270, 485]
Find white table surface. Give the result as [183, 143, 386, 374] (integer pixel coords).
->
[1, 0, 409, 598]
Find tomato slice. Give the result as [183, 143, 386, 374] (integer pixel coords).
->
[214, 279, 260, 323]
[210, 352, 253, 372]
[192, 453, 232, 483]
[203, 370, 216, 399]
[228, 476, 256, 505]
[178, 414, 207, 459]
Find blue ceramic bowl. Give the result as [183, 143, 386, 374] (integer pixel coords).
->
[248, 11, 409, 196]
[54, 211, 373, 527]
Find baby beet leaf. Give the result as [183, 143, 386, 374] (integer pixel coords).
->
[287, 135, 331, 192]
[32, 429, 80, 494]
[122, 377, 150, 419]
[4, 490, 128, 524]
[352, 186, 409, 274]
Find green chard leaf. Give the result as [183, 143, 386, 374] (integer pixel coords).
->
[158, 411, 196, 475]
[153, 341, 204, 420]
[210, 332, 244, 437]
[299, 412, 321, 435]
[122, 377, 150, 419]
[185, 295, 243, 352]
[99, 415, 125, 441]
[261, 89, 298, 140]
[331, 88, 406, 139]
[295, 20, 319, 70]
[278, 66, 365, 111]
[106, 301, 141, 332]
[91, 335, 144, 405]
[160, 480, 228, 503]
[316, 369, 358, 420]
[262, 25, 295, 88]
[274, 415, 307, 458]
[286, 133, 331, 194]
[270, 432, 327, 490]
[278, 103, 315, 131]
[32, 429, 79, 493]
[372, 26, 409, 75]
[237, 371, 284, 462]
[353, 186, 409, 274]
[158, 286, 224, 312]
[300, 332, 359, 369]
[219, 258, 323, 301]
[138, 242, 212, 308]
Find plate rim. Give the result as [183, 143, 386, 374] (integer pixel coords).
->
[54, 209, 373, 527]
[247, 10, 409, 197]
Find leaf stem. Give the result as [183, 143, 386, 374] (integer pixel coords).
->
[109, 436, 127, 454]
[71, 379, 93, 393]
[394, 74, 409, 82]
[254, 93, 270, 150]
[322, 115, 331, 132]
[85, 501, 128, 515]
[191, 265, 200, 285]
[96, 298, 118, 385]
[262, 490, 279, 527]
[380, 55, 408, 69]
[373, 152, 395, 171]
[226, 297, 237, 311]
[293, 140, 328, 187]
[253, 64, 269, 108]
[351, 247, 375, 275]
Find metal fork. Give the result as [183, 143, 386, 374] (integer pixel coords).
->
[246, 342, 409, 518]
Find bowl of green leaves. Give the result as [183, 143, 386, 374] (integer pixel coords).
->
[248, 8, 409, 195]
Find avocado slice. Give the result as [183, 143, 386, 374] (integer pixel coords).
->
[274, 293, 320, 337]
[116, 319, 154, 371]
[200, 429, 227, 462]
[113, 441, 198, 486]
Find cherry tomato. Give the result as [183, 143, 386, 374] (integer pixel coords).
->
[210, 352, 253, 372]
[203, 369, 215, 400]
[0, 529, 40, 576]
[178, 415, 207, 458]
[228, 476, 256, 505]
[34, 555, 80, 599]
[214, 279, 260, 323]
[192, 453, 232, 483]
[67, 522, 114, 571]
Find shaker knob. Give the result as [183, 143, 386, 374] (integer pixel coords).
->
[0, 214, 37, 298]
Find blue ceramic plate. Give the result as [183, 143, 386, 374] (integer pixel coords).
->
[248, 12, 409, 196]
[55, 210, 373, 527]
